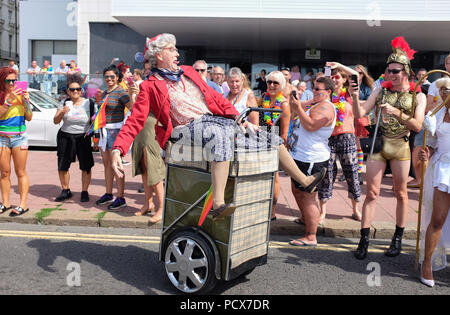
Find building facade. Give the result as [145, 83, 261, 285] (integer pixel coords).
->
[79, 0, 450, 81]
[19, 0, 77, 75]
[0, 0, 19, 67]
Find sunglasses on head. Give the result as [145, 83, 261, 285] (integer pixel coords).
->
[5, 79, 17, 84]
[68, 87, 82, 92]
[387, 68, 404, 74]
[267, 80, 280, 86]
[195, 69, 206, 73]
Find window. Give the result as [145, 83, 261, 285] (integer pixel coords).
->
[31, 40, 77, 66]
[9, 35, 12, 57]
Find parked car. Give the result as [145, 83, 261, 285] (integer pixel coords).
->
[26, 89, 62, 147]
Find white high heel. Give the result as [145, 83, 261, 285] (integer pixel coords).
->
[420, 265, 435, 288]
[420, 276, 435, 288]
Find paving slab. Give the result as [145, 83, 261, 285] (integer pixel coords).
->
[0, 150, 423, 240]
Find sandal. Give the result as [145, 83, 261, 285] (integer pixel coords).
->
[9, 206, 29, 217]
[148, 215, 162, 224]
[0, 204, 12, 214]
[134, 204, 155, 216]
[294, 218, 305, 225]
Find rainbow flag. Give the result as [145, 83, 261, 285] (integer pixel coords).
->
[197, 186, 213, 227]
[86, 95, 108, 136]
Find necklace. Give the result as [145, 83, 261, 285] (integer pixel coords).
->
[107, 85, 119, 94]
[230, 91, 242, 106]
[262, 92, 283, 126]
[332, 87, 347, 126]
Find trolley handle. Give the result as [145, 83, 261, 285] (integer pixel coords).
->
[234, 107, 283, 127]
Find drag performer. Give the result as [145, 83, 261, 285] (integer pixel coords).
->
[419, 77, 450, 288]
[351, 37, 426, 259]
[111, 33, 326, 220]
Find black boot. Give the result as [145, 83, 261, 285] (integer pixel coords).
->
[55, 189, 72, 202]
[385, 226, 404, 257]
[354, 228, 370, 260]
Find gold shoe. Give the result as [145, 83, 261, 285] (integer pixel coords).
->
[305, 168, 327, 193]
[210, 204, 237, 221]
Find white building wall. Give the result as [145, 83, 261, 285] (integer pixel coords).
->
[111, 0, 450, 21]
[19, 0, 77, 74]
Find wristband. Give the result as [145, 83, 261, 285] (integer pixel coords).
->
[112, 149, 122, 156]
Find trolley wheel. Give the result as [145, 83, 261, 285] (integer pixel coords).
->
[164, 231, 218, 294]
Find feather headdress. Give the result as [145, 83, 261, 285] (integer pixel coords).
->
[387, 36, 417, 75]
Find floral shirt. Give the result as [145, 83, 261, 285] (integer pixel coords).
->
[162, 74, 212, 127]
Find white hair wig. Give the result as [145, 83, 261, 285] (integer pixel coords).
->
[144, 33, 177, 68]
[266, 70, 286, 90]
[436, 77, 450, 90]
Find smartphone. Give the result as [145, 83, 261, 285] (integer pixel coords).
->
[291, 90, 298, 100]
[351, 74, 359, 86]
[126, 76, 134, 86]
[324, 66, 331, 77]
[14, 81, 28, 95]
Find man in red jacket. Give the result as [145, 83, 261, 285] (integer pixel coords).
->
[112, 34, 326, 220]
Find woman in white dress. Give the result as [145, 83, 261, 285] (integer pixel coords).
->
[419, 77, 450, 287]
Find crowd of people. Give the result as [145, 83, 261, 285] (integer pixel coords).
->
[0, 34, 448, 288]
[25, 59, 82, 96]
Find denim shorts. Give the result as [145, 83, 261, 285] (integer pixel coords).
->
[0, 133, 28, 149]
[106, 128, 121, 150]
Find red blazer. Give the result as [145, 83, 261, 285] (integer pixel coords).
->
[113, 65, 239, 154]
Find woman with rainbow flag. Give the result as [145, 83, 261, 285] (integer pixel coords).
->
[90, 64, 137, 211]
[111, 33, 326, 221]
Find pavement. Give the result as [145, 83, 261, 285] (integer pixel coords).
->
[0, 150, 422, 240]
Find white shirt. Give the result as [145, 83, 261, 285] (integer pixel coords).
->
[289, 102, 336, 163]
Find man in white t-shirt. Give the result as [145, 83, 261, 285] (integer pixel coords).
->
[27, 60, 41, 89]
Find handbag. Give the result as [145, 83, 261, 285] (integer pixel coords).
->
[360, 124, 383, 154]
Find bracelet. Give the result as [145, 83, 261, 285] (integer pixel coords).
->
[3, 101, 12, 107]
[112, 149, 121, 156]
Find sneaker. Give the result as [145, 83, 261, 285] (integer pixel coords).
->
[80, 191, 90, 203]
[55, 189, 72, 202]
[122, 160, 131, 166]
[96, 193, 114, 205]
[108, 197, 127, 211]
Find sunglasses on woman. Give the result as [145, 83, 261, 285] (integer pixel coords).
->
[267, 80, 280, 86]
[68, 87, 82, 92]
[4, 79, 17, 84]
[387, 68, 404, 74]
[104, 75, 116, 80]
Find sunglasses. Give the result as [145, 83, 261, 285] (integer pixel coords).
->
[68, 87, 82, 92]
[195, 69, 206, 73]
[267, 80, 280, 86]
[331, 75, 341, 80]
[313, 87, 328, 91]
[5, 79, 17, 84]
[387, 69, 404, 74]
[104, 75, 116, 80]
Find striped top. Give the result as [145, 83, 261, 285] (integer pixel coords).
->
[103, 87, 130, 124]
[0, 95, 27, 136]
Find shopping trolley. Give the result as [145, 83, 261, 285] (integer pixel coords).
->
[159, 108, 282, 294]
